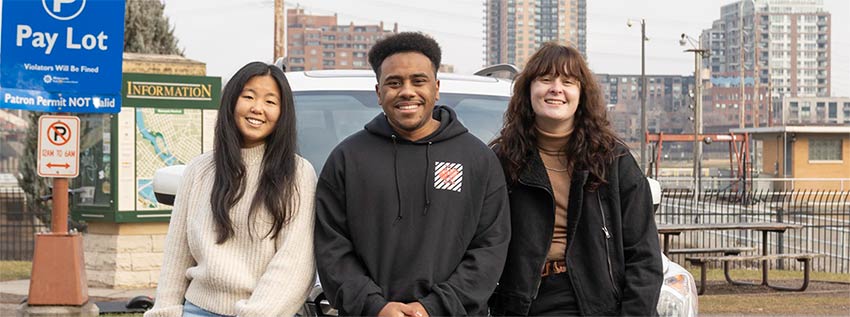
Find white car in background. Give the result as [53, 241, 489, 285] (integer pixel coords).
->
[153, 67, 697, 317]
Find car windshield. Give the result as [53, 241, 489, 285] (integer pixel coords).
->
[294, 90, 509, 172]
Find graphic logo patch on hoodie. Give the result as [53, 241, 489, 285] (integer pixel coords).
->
[434, 161, 463, 192]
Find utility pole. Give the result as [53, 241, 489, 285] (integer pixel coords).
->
[274, 0, 285, 61]
[739, 1, 746, 129]
[691, 49, 705, 206]
[753, 8, 760, 128]
[768, 78, 773, 126]
[681, 33, 708, 209]
[641, 19, 648, 175]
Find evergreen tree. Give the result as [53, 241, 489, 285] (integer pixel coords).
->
[124, 0, 183, 55]
[17, 0, 184, 226]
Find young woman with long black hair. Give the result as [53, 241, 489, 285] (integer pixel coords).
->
[146, 62, 317, 317]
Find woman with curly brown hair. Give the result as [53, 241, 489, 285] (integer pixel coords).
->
[489, 43, 663, 316]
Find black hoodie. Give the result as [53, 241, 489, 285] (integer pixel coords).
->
[314, 106, 511, 316]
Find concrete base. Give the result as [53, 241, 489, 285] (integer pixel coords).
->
[16, 302, 99, 317]
[28, 233, 88, 305]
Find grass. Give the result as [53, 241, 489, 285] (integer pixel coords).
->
[0, 261, 31, 281]
[700, 293, 850, 315]
[692, 268, 850, 316]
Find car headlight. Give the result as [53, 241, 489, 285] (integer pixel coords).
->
[657, 273, 698, 317]
[657, 254, 698, 317]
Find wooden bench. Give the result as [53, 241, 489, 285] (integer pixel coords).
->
[668, 247, 755, 256]
[685, 253, 823, 295]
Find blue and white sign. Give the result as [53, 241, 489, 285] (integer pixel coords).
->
[0, 0, 125, 113]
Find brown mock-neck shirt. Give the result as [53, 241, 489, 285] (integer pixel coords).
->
[536, 126, 573, 262]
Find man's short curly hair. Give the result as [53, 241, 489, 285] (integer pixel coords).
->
[368, 32, 442, 80]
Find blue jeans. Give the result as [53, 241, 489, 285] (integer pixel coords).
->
[183, 300, 234, 317]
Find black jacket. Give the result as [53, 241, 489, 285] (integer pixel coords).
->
[490, 144, 662, 316]
[314, 106, 511, 316]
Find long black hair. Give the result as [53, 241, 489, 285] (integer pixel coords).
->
[491, 43, 623, 190]
[211, 61, 298, 243]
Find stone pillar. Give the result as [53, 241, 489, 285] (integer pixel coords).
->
[84, 222, 168, 289]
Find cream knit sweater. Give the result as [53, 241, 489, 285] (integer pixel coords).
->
[145, 144, 317, 317]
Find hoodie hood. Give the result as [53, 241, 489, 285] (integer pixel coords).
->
[364, 105, 468, 143]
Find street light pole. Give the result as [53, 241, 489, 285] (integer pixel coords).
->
[628, 19, 648, 174]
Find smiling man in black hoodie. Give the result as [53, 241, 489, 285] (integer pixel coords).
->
[313, 32, 511, 317]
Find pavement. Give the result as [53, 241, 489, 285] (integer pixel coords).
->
[0, 279, 155, 301]
[0, 279, 155, 316]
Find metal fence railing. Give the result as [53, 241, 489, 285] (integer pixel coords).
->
[655, 187, 850, 273]
[0, 187, 49, 261]
[657, 177, 850, 192]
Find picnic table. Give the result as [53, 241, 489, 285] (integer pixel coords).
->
[657, 222, 820, 294]
[657, 222, 803, 256]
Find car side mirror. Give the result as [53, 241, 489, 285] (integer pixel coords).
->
[647, 177, 662, 213]
[153, 165, 186, 206]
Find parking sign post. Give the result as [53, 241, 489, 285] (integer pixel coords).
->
[37, 115, 80, 235]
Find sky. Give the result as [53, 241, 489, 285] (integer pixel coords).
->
[161, 0, 848, 96]
[3, 0, 842, 95]
[161, 0, 849, 96]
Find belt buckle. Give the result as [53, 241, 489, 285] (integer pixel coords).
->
[542, 260, 565, 277]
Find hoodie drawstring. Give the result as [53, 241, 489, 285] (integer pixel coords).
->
[392, 135, 403, 224]
[424, 142, 433, 215]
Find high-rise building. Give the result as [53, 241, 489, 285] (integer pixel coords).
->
[286, 8, 397, 71]
[484, 0, 586, 69]
[596, 74, 695, 143]
[783, 96, 850, 125]
[701, 0, 831, 127]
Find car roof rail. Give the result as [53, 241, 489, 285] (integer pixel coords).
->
[274, 57, 287, 72]
[474, 64, 519, 78]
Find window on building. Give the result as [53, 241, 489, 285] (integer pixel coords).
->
[808, 139, 842, 161]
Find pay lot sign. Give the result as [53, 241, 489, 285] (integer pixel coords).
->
[0, 0, 125, 113]
[38, 115, 80, 177]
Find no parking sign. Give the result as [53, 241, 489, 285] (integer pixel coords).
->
[38, 115, 80, 177]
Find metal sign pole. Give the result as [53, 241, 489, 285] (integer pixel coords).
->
[52, 178, 69, 234]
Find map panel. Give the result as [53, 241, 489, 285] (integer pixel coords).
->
[134, 108, 203, 210]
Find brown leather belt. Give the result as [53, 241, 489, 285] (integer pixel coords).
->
[541, 260, 567, 277]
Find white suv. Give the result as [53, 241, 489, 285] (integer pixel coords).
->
[153, 68, 697, 317]
[286, 69, 512, 174]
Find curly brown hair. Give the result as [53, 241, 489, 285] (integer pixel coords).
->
[491, 42, 624, 189]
